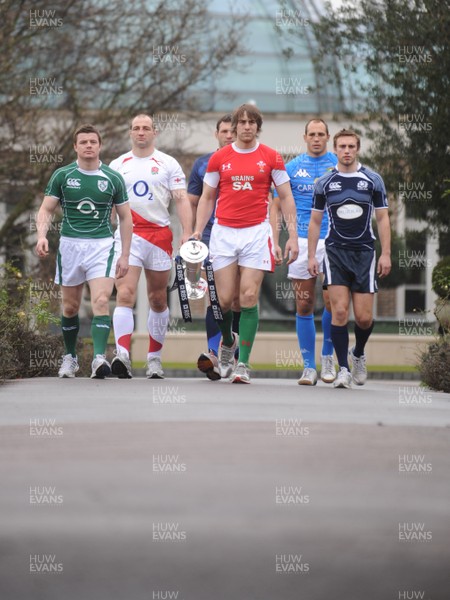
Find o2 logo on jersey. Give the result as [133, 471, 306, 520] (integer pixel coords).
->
[77, 200, 99, 219]
[133, 180, 154, 201]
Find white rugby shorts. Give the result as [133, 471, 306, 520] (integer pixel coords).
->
[115, 231, 172, 272]
[288, 238, 325, 280]
[55, 236, 116, 286]
[209, 222, 275, 272]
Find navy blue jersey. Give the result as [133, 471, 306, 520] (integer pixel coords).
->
[312, 164, 388, 250]
[188, 152, 215, 229]
[187, 152, 212, 196]
[274, 151, 337, 238]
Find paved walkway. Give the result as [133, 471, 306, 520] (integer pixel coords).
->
[1, 378, 449, 600]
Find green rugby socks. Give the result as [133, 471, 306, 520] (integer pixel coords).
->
[238, 305, 258, 365]
[61, 314, 79, 357]
[91, 315, 111, 356]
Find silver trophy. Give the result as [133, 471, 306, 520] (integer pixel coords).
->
[179, 240, 209, 299]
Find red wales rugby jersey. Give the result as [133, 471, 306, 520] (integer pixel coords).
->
[204, 142, 289, 228]
[110, 149, 186, 229]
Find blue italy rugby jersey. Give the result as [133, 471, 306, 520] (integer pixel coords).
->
[274, 151, 337, 239]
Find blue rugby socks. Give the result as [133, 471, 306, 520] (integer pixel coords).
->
[205, 305, 221, 356]
[296, 313, 316, 369]
[321, 308, 333, 356]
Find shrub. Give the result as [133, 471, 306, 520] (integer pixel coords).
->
[418, 335, 450, 393]
[0, 264, 63, 380]
[432, 256, 450, 299]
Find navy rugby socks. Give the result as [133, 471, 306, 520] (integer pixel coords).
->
[353, 322, 374, 357]
[330, 324, 349, 370]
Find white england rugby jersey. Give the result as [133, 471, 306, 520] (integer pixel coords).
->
[110, 149, 186, 229]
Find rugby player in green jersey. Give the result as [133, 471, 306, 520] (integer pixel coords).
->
[35, 124, 133, 379]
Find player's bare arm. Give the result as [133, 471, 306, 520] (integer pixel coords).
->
[269, 194, 283, 265]
[35, 196, 59, 257]
[274, 181, 299, 264]
[110, 204, 117, 227]
[307, 210, 323, 276]
[192, 183, 216, 240]
[173, 188, 194, 245]
[115, 202, 132, 279]
[188, 192, 200, 231]
[375, 207, 391, 278]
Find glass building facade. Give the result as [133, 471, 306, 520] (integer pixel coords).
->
[200, 0, 344, 114]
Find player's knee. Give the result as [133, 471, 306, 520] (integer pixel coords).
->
[92, 291, 110, 314]
[116, 285, 136, 306]
[355, 315, 373, 330]
[296, 296, 314, 316]
[333, 306, 348, 324]
[62, 302, 79, 318]
[240, 289, 258, 307]
[148, 292, 167, 312]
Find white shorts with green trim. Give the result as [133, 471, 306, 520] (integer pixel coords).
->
[55, 236, 116, 286]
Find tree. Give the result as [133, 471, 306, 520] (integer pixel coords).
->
[309, 0, 450, 255]
[0, 0, 247, 263]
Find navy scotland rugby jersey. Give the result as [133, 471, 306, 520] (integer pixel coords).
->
[312, 164, 388, 250]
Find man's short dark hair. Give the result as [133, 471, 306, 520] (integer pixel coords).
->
[304, 118, 329, 135]
[130, 114, 155, 130]
[216, 113, 232, 131]
[231, 104, 263, 133]
[333, 128, 361, 150]
[73, 124, 102, 145]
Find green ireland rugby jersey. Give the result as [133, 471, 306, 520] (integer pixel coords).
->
[45, 161, 129, 238]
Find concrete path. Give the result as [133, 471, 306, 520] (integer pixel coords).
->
[1, 377, 449, 600]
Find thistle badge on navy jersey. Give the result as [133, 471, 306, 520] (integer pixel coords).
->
[97, 180, 108, 192]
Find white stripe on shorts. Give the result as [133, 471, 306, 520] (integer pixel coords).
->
[369, 251, 376, 293]
[324, 249, 332, 284]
